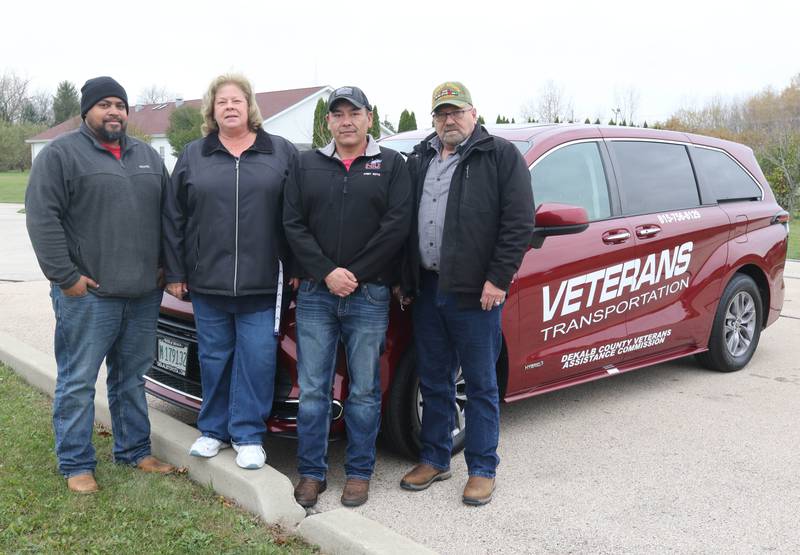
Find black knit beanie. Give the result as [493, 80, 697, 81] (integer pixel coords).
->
[80, 76, 128, 118]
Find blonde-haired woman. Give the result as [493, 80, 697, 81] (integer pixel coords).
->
[162, 74, 297, 469]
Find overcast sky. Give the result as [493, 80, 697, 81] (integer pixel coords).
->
[4, 0, 798, 128]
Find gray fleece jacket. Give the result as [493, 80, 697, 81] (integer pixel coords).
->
[25, 123, 169, 297]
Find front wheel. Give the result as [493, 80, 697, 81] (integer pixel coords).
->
[381, 347, 466, 460]
[697, 273, 763, 372]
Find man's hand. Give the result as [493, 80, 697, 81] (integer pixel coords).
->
[62, 275, 98, 297]
[392, 285, 413, 307]
[289, 277, 300, 291]
[325, 267, 358, 297]
[480, 280, 506, 311]
[166, 282, 189, 300]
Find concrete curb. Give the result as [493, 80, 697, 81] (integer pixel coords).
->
[298, 509, 438, 555]
[0, 331, 438, 554]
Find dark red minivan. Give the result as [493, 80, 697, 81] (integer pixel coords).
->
[146, 124, 789, 458]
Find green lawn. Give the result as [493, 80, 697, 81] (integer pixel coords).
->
[0, 171, 28, 203]
[0, 364, 316, 554]
[789, 213, 800, 260]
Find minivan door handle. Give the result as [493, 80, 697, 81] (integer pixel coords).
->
[602, 229, 631, 244]
[635, 224, 662, 239]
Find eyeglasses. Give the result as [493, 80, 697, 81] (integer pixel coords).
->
[432, 107, 472, 123]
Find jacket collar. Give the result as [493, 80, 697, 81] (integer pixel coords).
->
[79, 121, 135, 155]
[201, 127, 274, 157]
[318, 134, 381, 159]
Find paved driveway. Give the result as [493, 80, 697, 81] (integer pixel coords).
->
[2, 208, 798, 553]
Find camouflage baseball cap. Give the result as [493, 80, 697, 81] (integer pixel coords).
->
[431, 81, 472, 111]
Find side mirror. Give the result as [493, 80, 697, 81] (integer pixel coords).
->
[530, 203, 590, 249]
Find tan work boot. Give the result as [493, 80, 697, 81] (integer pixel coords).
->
[341, 478, 370, 507]
[462, 476, 495, 506]
[294, 477, 327, 508]
[136, 455, 175, 474]
[67, 473, 99, 494]
[400, 463, 452, 491]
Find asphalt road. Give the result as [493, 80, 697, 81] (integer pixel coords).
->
[2, 203, 798, 553]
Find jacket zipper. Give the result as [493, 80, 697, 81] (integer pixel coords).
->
[336, 173, 348, 262]
[234, 157, 240, 295]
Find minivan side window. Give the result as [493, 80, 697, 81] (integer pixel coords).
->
[609, 141, 700, 215]
[530, 142, 611, 221]
[691, 146, 762, 202]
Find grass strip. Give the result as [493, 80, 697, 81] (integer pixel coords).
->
[0, 363, 316, 554]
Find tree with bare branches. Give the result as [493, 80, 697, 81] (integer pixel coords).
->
[136, 84, 173, 105]
[0, 71, 31, 123]
[522, 80, 572, 124]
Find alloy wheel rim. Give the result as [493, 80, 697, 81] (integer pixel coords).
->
[723, 291, 756, 357]
[416, 367, 467, 438]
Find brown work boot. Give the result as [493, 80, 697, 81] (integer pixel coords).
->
[462, 476, 495, 506]
[67, 473, 99, 494]
[400, 463, 452, 491]
[136, 455, 176, 474]
[294, 477, 327, 508]
[341, 478, 370, 507]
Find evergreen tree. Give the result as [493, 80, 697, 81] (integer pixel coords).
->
[312, 98, 331, 148]
[398, 109, 411, 132]
[382, 118, 395, 133]
[621, 119, 627, 126]
[52, 81, 80, 125]
[477, 115, 485, 125]
[409, 111, 417, 130]
[584, 118, 591, 124]
[608, 119, 616, 126]
[553, 116, 560, 124]
[643, 121, 649, 128]
[166, 105, 203, 157]
[511, 118, 515, 124]
[594, 118, 601, 124]
[369, 105, 381, 139]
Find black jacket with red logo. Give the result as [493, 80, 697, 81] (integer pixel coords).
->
[283, 139, 412, 285]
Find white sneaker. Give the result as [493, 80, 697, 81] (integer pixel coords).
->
[232, 443, 266, 469]
[189, 436, 229, 458]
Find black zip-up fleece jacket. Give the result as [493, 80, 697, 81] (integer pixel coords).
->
[283, 139, 412, 285]
[162, 128, 298, 296]
[26, 123, 168, 297]
[401, 125, 534, 302]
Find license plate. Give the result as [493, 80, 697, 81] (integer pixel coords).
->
[157, 337, 188, 376]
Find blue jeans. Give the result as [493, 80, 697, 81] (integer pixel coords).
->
[413, 271, 502, 478]
[295, 279, 389, 481]
[191, 296, 278, 446]
[50, 285, 161, 478]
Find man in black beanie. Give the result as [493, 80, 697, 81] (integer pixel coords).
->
[25, 76, 175, 494]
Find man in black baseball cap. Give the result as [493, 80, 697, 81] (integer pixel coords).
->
[285, 86, 411, 508]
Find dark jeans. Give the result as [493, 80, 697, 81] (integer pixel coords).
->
[413, 271, 502, 478]
[295, 279, 389, 481]
[50, 286, 161, 477]
[192, 295, 278, 446]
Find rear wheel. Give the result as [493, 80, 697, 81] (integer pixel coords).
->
[382, 347, 466, 460]
[697, 273, 763, 372]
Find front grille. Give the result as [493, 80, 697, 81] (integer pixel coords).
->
[147, 366, 203, 399]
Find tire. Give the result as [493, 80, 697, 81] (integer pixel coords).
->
[697, 273, 763, 372]
[381, 347, 467, 460]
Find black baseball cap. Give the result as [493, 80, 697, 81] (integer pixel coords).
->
[327, 86, 372, 112]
